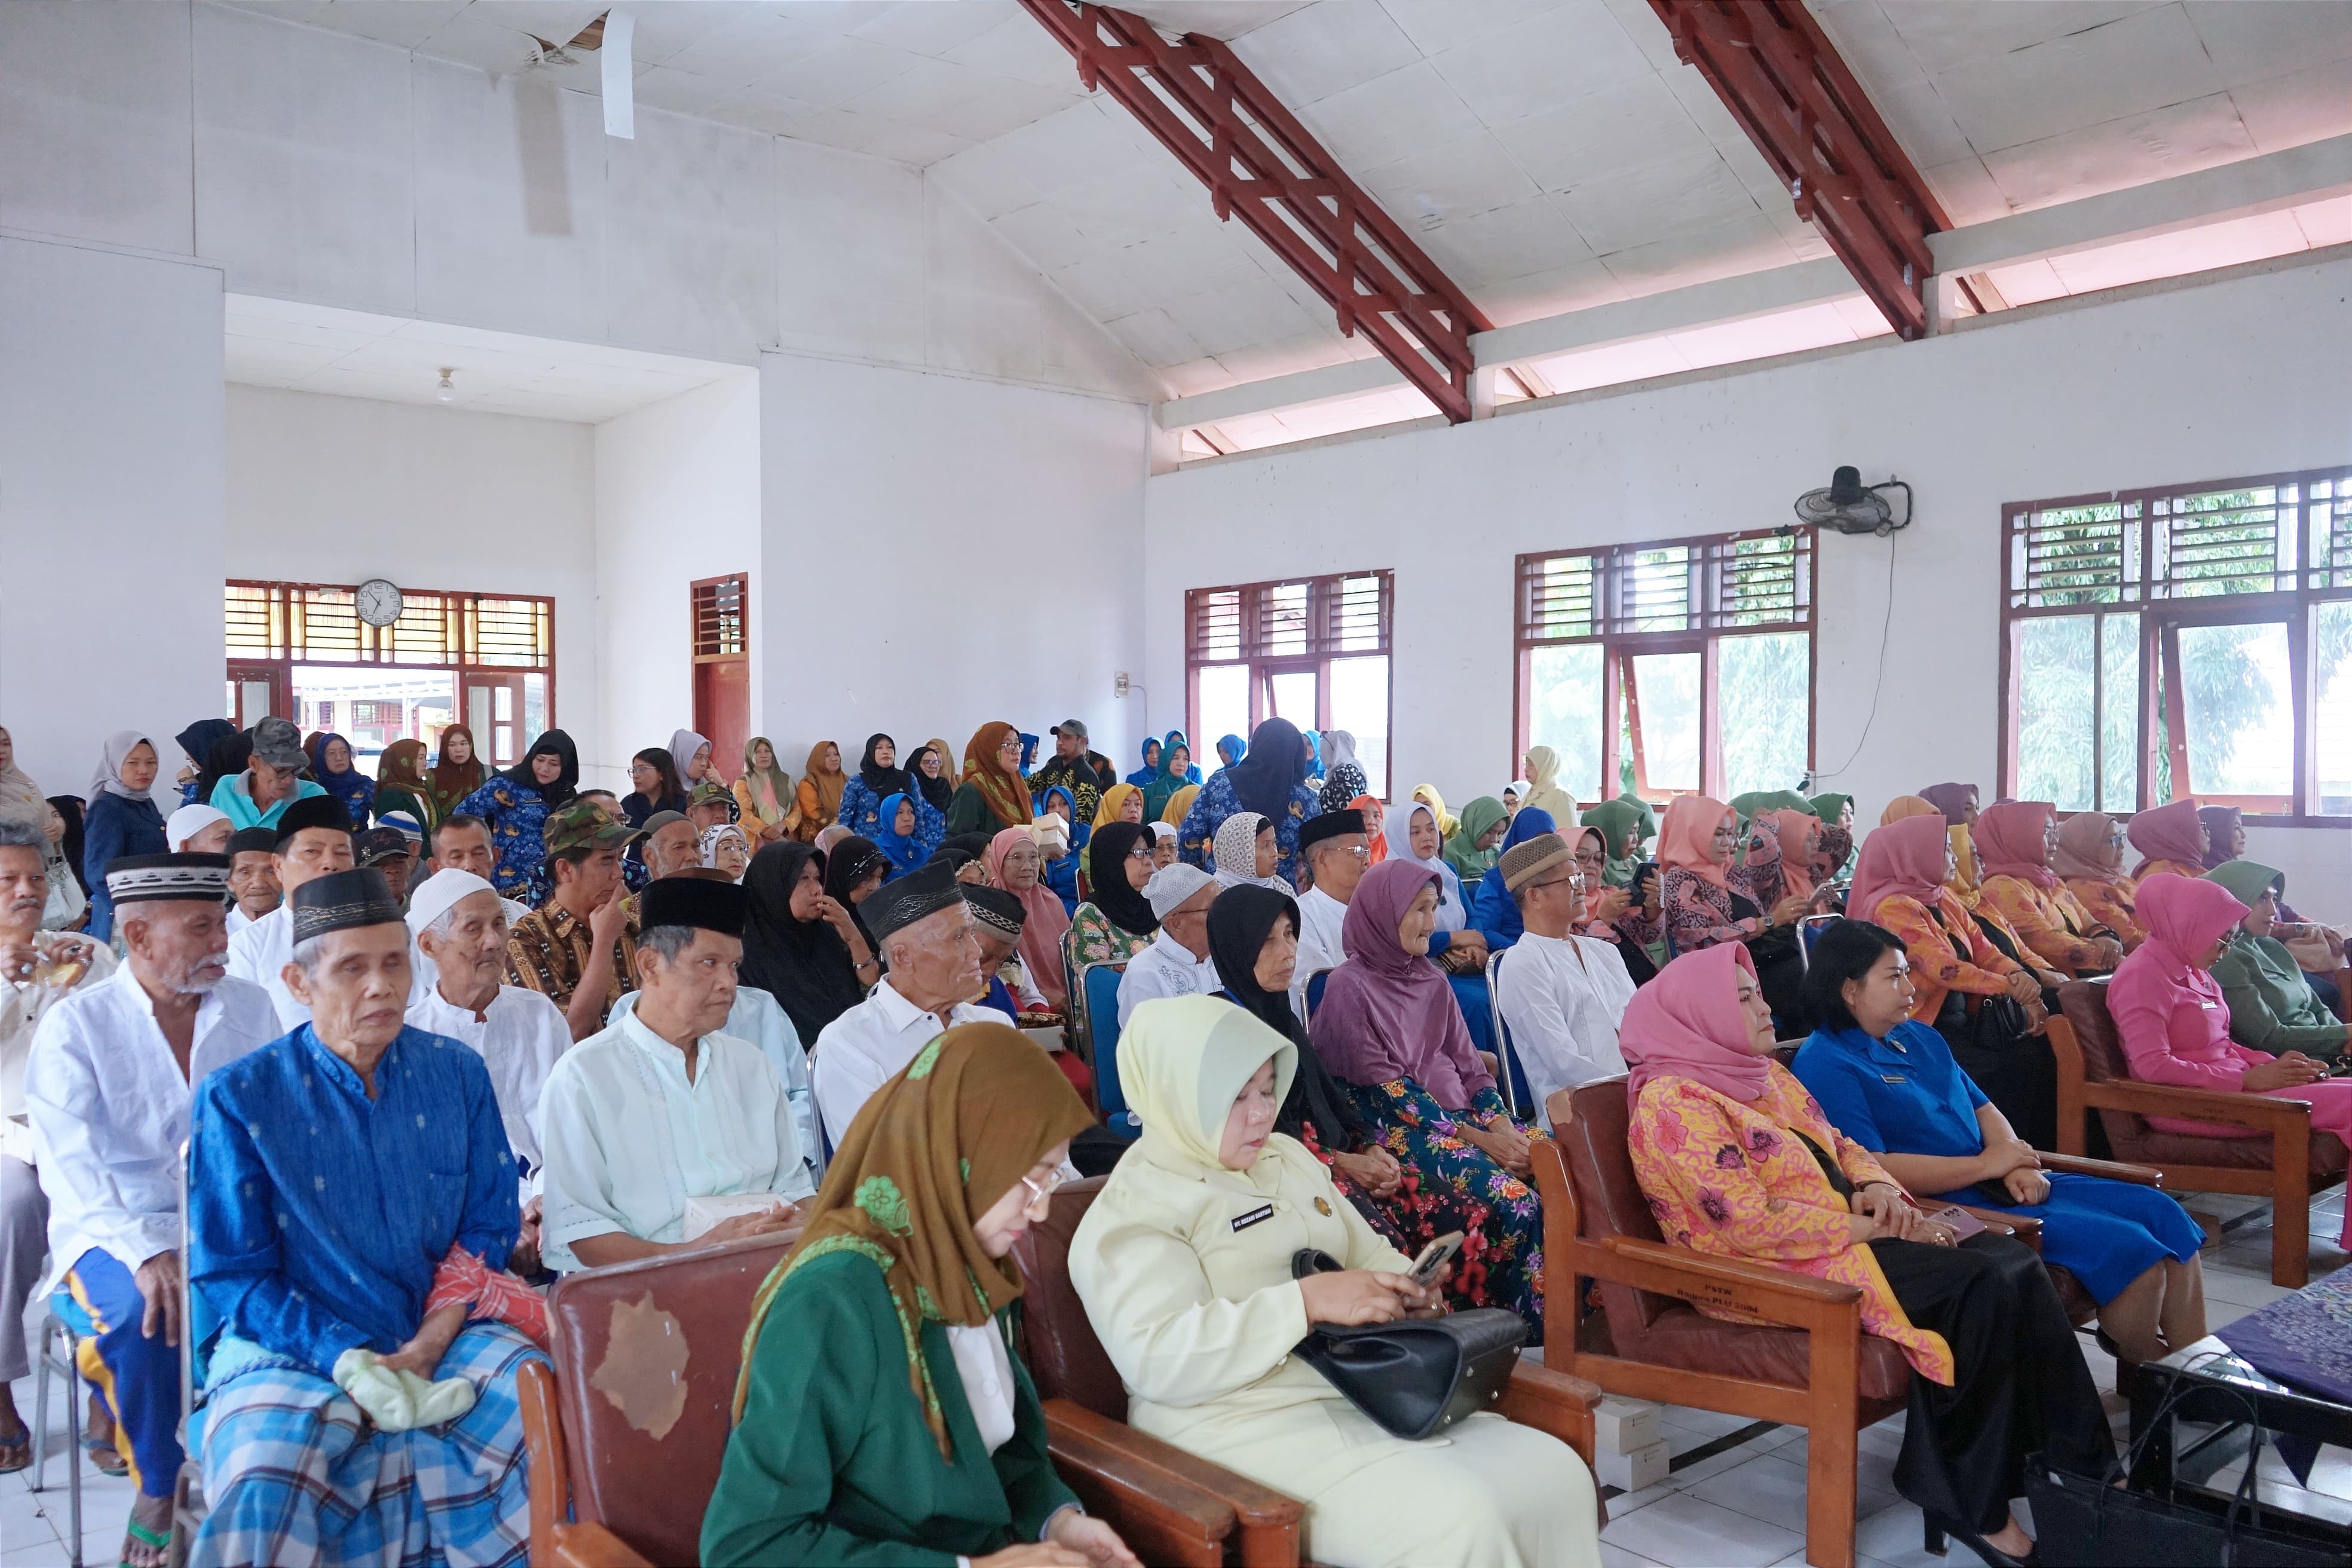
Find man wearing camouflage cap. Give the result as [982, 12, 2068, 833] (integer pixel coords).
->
[685, 779, 735, 838]
[503, 799, 641, 1042]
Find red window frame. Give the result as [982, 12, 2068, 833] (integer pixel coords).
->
[1184, 571, 1394, 797]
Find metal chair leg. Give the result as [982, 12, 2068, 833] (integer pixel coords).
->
[65, 1321, 85, 1568]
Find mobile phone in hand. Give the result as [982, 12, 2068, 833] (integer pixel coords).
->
[1407, 1230, 1465, 1287]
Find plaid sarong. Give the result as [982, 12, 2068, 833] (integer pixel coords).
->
[190, 1322, 544, 1567]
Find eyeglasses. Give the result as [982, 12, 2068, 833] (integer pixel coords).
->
[1019, 1168, 1067, 1209]
[1125, 845, 1154, 861]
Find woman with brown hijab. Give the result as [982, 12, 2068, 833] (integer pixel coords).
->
[794, 740, 847, 843]
[372, 739, 438, 832]
[946, 722, 1033, 838]
[428, 724, 487, 820]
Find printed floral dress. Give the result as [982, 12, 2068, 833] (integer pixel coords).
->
[1068, 904, 1152, 968]
[454, 776, 554, 904]
[1175, 771, 1320, 889]
[1627, 1062, 1954, 1382]
[1339, 1077, 1549, 1340]
[1980, 875, 2114, 975]
[2065, 875, 2146, 950]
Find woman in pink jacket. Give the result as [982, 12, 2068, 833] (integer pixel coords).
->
[2110, 871, 2352, 1250]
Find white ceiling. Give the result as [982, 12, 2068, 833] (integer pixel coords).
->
[210, 0, 2352, 407]
[224, 293, 747, 421]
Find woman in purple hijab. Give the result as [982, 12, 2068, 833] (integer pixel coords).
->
[1308, 858, 1550, 1334]
[1918, 782, 1979, 826]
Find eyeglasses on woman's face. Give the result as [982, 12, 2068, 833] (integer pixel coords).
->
[1019, 1167, 1067, 1212]
[1125, 844, 1154, 862]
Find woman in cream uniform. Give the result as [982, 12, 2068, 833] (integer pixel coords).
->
[1068, 994, 1599, 1568]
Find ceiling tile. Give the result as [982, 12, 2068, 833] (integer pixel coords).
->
[988, 201, 1102, 274]
[1595, 211, 1802, 295]
[1491, 74, 1711, 192]
[763, 34, 926, 108]
[1427, 1, 1653, 127]
[1864, 72, 1977, 169]
[465, 2, 611, 47]
[1355, 132, 1544, 224]
[1206, 329, 1364, 388]
[1555, 148, 1758, 256]
[941, 14, 1094, 90]
[1102, 305, 1209, 368]
[1806, 1, 1927, 90]
[621, 2, 750, 68]
[2186, 0, 2352, 85]
[1119, 2, 1315, 43]
[1226, 1, 1424, 105]
[305, 1, 472, 51]
[1411, 194, 1592, 287]
[1377, 0, 1565, 59]
[1878, 1, 2165, 77]
[1160, 274, 1325, 359]
[930, 100, 1150, 217]
[212, 0, 333, 24]
[1472, 254, 1628, 326]
[407, 9, 551, 74]
[2230, 54, 2352, 155]
[1658, 60, 1749, 149]
[834, 56, 1072, 143]
[1978, 91, 2253, 212]
[657, 9, 840, 86]
[629, 65, 731, 118]
[850, 2, 1019, 59]
[1932, 4, 2224, 154]
[1290, 60, 1486, 170]
[1592, 0, 1682, 74]
[1919, 154, 2011, 225]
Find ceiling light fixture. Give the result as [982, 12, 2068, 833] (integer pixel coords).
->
[434, 368, 457, 405]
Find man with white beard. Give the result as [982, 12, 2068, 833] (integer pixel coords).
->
[26, 852, 277, 1567]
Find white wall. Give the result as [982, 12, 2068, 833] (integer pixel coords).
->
[760, 353, 1151, 779]
[223, 385, 602, 768]
[0, 235, 225, 798]
[1144, 249, 2352, 922]
[593, 373, 762, 791]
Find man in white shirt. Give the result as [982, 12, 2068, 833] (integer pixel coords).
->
[1119, 865, 1221, 1026]
[223, 826, 282, 935]
[1292, 810, 1369, 1014]
[538, 877, 812, 1272]
[405, 871, 570, 1209]
[224, 795, 355, 1030]
[0, 820, 114, 1467]
[1491, 832, 1637, 1128]
[812, 862, 1009, 1150]
[26, 852, 277, 1558]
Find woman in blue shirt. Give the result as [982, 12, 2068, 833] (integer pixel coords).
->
[1791, 918, 2207, 1368]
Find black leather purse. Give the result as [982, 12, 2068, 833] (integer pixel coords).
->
[1289, 1249, 1527, 1441]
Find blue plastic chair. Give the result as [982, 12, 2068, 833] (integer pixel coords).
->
[1079, 961, 1141, 1140]
[1303, 968, 1332, 1023]
[1482, 948, 1538, 1122]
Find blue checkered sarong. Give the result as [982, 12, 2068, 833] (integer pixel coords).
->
[189, 1323, 544, 1567]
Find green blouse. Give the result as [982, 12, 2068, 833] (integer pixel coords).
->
[945, 781, 1017, 839]
[701, 1250, 1078, 1568]
[2213, 930, 2351, 1059]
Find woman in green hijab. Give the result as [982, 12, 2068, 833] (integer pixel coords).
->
[1069, 996, 1601, 1568]
[705, 1023, 1134, 1568]
[2203, 861, 2352, 1060]
[1578, 798, 1650, 888]
[1443, 795, 1510, 885]
[1139, 729, 1199, 823]
[1810, 792, 1855, 882]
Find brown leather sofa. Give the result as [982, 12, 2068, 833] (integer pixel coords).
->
[1014, 1176, 1606, 1567]
[2053, 976, 2349, 1287]
[517, 1230, 1241, 1567]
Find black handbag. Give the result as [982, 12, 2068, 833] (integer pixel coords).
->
[2028, 1361, 2350, 1567]
[1288, 1249, 1526, 1441]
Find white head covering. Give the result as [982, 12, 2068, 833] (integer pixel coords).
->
[1147, 820, 1175, 844]
[669, 728, 713, 781]
[1322, 730, 1359, 771]
[405, 869, 498, 938]
[1143, 862, 1217, 921]
[90, 731, 154, 801]
[1506, 778, 1532, 801]
[1400, 800, 1467, 932]
[1211, 810, 1287, 892]
[700, 822, 749, 877]
[165, 803, 229, 852]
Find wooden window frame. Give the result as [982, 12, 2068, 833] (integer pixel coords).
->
[1512, 527, 1818, 808]
[690, 572, 749, 662]
[1998, 465, 2352, 825]
[1184, 569, 1395, 797]
[223, 578, 556, 738]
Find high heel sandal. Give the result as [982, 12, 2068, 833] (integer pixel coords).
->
[1924, 1514, 2037, 1567]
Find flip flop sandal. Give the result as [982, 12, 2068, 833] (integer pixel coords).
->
[83, 1436, 130, 1477]
[120, 1516, 171, 1568]
[0, 1429, 29, 1472]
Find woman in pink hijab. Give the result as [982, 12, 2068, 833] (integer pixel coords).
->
[2124, 798, 2207, 881]
[1624, 943, 2110, 1563]
[1971, 802, 2122, 978]
[1656, 794, 1816, 1027]
[983, 826, 1070, 1010]
[1309, 858, 1548, 1334]
[2111, 875, 2352, 1250]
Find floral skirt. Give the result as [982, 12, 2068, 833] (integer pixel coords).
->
[1296, 1123, 1488, 1261]
[1343, 1079, 1549, 1343]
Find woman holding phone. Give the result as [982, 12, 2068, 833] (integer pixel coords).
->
[1070, 996, 1600, 1568]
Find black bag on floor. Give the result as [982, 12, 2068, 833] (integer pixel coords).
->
[2028, 1363, 2348, 1566]
[1289, 1249, 1526, 1441]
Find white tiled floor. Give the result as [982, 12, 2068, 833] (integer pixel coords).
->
[1, 1198, 2347, 1566]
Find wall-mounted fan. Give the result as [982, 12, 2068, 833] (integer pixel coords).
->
[1793, 466, 1912, 536]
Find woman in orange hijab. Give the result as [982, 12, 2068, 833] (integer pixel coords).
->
[947, 721, 1034, 838]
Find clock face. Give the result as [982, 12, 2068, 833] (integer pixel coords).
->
[356, 578, 404, 627]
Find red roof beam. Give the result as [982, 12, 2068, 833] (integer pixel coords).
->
[1651, 0, 1955, 340]
[1019, 1, 1494, 422]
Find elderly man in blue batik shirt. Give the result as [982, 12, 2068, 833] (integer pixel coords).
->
[188, 867, 541, 1568]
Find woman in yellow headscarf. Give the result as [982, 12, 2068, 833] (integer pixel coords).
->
[1092, 780, 1146, 831]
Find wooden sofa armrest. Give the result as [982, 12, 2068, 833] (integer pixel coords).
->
[1045, 1398, 1303, 1539]
[546, 1522, 654, 1568]
[2037, 1152, 2163, 1184]
[1497, 1361, 1600, 1461]
[1952, 1206, 2039, 1251]
[2081, 1077, 2315, 1131]
[1042, 1399, 1258, 1568]
[517, 1358, 570, 1568]
[1582, 1235, 1863, 1330]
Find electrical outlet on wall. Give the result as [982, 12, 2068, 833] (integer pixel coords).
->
[1114, 672, 1131, 697]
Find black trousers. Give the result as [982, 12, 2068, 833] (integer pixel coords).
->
[1872, 1233, 2114, 1533]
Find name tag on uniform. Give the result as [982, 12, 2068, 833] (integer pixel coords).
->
[2200, 1000, 2222, 1010]
[1231, 1204, 1275, 1233]
[1881, 1074, 1908, 1085]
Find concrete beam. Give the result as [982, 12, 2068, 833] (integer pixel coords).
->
[1929, 131, 2352, 275]
[1471, 257, 1860, 366]
[1156, 356, 1406, 431]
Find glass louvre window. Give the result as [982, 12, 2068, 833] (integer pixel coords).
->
[1186, 571, 1394, 797]
[1515, 528, 1814, 810]
[2001, 467, 2352, 820]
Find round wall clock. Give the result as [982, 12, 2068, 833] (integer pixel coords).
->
[356, 578, 405, 627]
